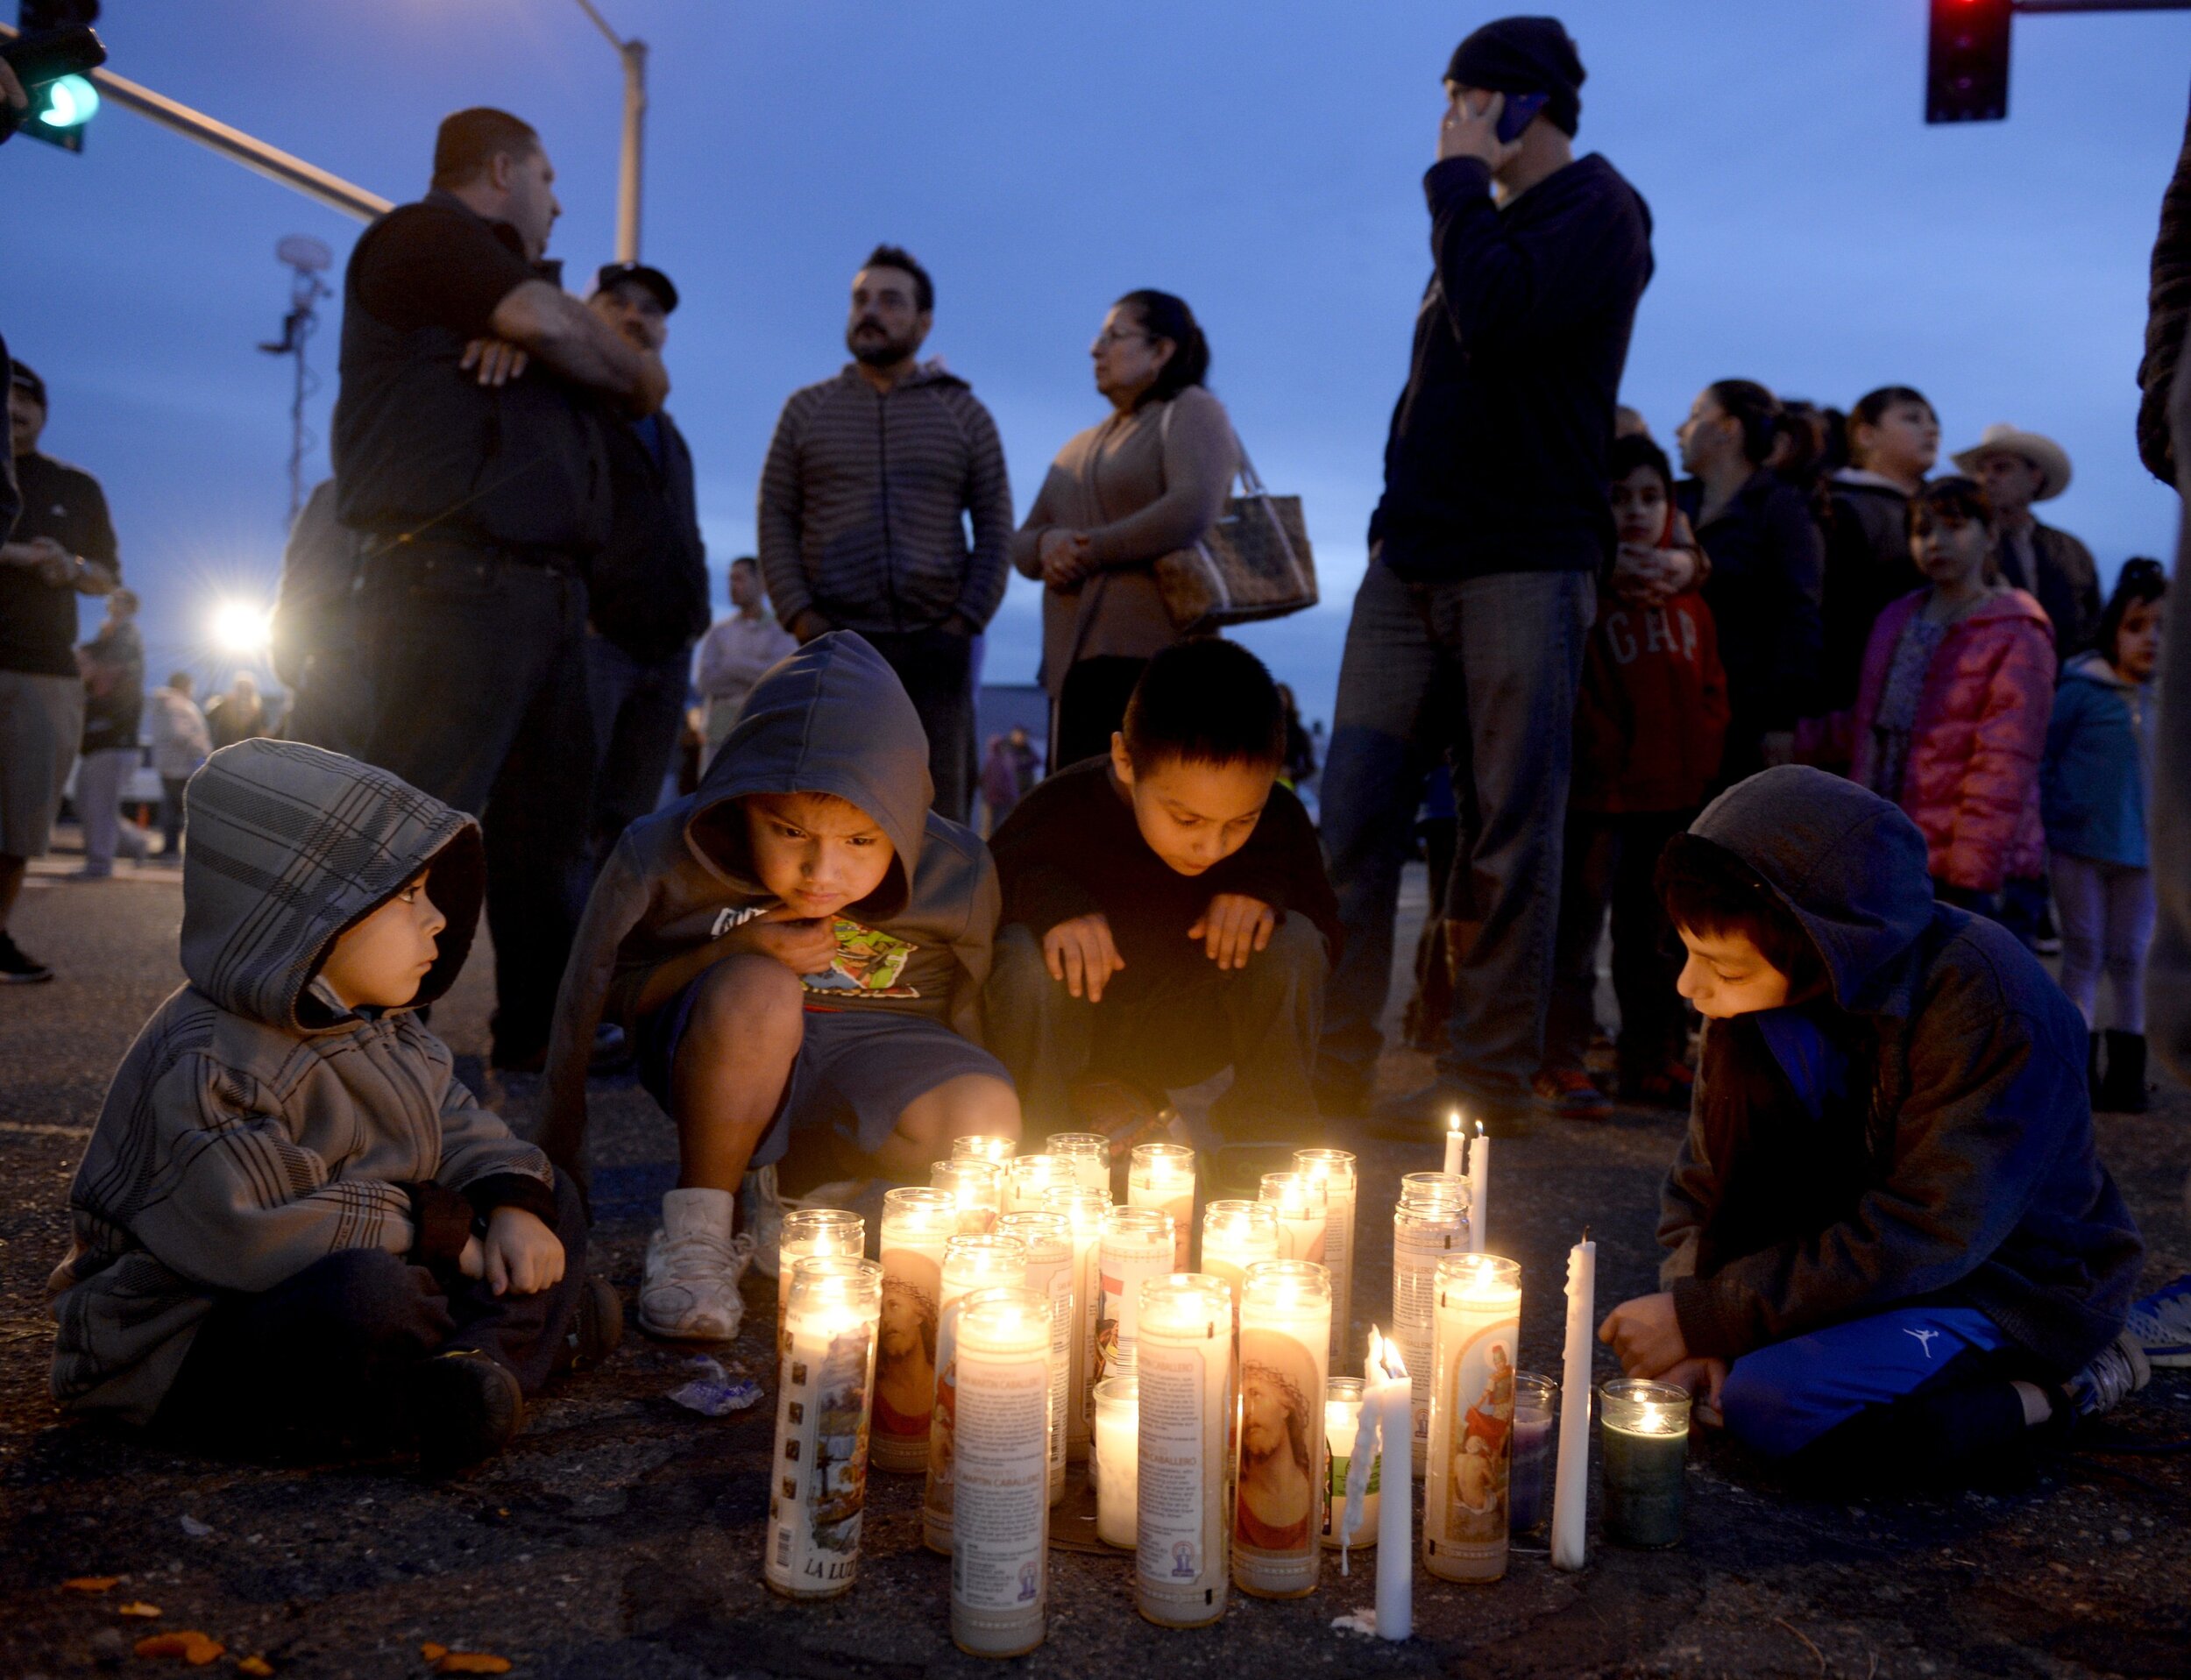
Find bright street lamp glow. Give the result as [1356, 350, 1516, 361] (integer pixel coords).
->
[210, 599, 274, 656]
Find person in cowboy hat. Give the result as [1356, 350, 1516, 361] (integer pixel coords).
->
[1952, 423, 2101, 657]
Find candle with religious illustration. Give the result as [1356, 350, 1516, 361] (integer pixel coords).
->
[1465, 1121, 1491, 1255]
[874, 1187, 958, 1474]
[1234, 1260, 1332, 1598]
[1337, 1328, 1412, 1640]
[776, 1208, 865, 1322]
[1258, 1171, 1328, 1266]
[950, 1286, 1053, 1658]
[1321, 1376, 1379, 1549]
[1043, 1185, 1108, 1467]
[1046, 1131, 1112, 1194]
[1443, 1110, 1466, 1180]
[951, 1134, 1018, 1169]
[1135, 1274, 1232, 1629]
[1096, 1206, 1173, 1384]
[1128, 1142, 1197, 1270]
[1092, 1374, 1139, 1548]
[1006, 1153, 1074, 1216]
[1199, 1199, 1280, 1323]
[764, 1257, 883, 1600]
[922, 1233, 1030, 1556]
[997, 1210, 1074, 1506]
[1294, 1149, 1357, 1372]
[1600, 1379, 1690, 1549]
[1423, 1253, 1523, 1583]
[932, 1158, 1004, 1234]
[1549, 1230, 1595, 1571]
[1392, 1174, 1468, 1474]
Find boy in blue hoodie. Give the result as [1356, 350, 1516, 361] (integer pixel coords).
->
[1598, 767, 2145, 1485]
[542, 633, 1015, 1343]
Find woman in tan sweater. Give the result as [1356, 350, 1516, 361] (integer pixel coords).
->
[1012, 290, 1238, 769]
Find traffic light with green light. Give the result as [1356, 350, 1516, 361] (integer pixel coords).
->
[15, 0, 101, 152]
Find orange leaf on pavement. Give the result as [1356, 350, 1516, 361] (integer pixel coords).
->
[62, 1575, 121, 1591]
[434, 1655, 513, 1676]
[117, 1601, 164, 1618]
[132, 1631, 225, 1664]
[421, 1643, 450, 1662]
[237, 1658, 275, 1676]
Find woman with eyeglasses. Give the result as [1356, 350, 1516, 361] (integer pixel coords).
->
[1010, 290, 1237, 770]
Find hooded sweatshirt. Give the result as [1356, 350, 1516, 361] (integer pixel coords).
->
[1656, 767, 2142, 1378]
[536, 631, 1000, 1181]
[2041, 650, 2152, 870]
[48, 741, 554, 1425]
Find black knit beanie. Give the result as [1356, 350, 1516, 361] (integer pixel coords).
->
[1446, 16, 1585, 138]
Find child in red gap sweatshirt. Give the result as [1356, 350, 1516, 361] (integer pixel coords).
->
[1540, 435, 1730, 1116]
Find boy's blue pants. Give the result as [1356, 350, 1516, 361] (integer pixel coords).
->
[1719, 1304, 2010, 1458]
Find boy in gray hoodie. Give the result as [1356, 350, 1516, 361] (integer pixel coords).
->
[49, 741, 607, 1471]
[540, 631, 1014, 1343]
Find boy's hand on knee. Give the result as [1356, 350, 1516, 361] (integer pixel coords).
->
[732, 906, 839, 976]
[1189, 894, 1275, 971]
[457, 1234, 486, 1281]
[1598, 1290, 1687, 1378]
[1044, 915, 1124, 1002]
[481, 1207, 566, 1297]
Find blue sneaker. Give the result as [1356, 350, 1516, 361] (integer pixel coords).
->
[2126, 1273, 2191, 1369]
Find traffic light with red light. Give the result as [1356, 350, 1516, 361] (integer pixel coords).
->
[1925, 0, 2013, 124]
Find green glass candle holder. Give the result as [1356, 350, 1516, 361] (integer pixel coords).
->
[1599, 1378, 1690, 1548]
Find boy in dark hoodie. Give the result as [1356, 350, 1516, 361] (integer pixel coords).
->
[540, 632, 1012, 1343]
[1598, 767, 2146, 1485]
[49, 741, 606, 1473]
[984, 640, 1341, 1181]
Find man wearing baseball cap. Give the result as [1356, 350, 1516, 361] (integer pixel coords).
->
[1952, 422, 2101, 657]
[581, 260, 709, 872]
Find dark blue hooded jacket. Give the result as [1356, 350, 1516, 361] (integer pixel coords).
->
[1658, 767, 2141, 1377]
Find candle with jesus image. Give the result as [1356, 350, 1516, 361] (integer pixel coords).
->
[1232, 1260, 1331, 1598]
[1423, 1252, 1522, 1584]
[764, 1257, 883, 1600]
[873, 1187, 957, 1474]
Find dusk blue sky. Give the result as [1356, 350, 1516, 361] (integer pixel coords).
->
[4, 2, 2187, 726]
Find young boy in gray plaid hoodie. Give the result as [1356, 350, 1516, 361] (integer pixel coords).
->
[48, 740, 615, 1471]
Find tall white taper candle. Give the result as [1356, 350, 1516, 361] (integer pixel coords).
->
[1549, 1229, 1595, 1571]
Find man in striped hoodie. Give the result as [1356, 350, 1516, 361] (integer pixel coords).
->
[757, 245, 1014, 823]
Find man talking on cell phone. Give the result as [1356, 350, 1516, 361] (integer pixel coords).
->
[331, 108, 668, 1074]
[1316, 17, 1655, 1130]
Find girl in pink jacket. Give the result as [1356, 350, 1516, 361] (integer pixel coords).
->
[1850, 478, 2054, 911]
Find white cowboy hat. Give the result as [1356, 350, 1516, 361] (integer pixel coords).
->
[1951, 423, 2073, 501]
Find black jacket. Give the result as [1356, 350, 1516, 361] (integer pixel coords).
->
[1659, 768, 2142, 1377]
[1996, 521, 2101, 658]
[1678, 470, 1826, 769]
[585, 408, 709, 663]
[1818, 475, 1920, 716]
[1371, 153, 1654, 581]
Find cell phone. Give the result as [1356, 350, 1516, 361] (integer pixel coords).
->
[0, 24, 108, 86]
[1495, 91, 1549, 144]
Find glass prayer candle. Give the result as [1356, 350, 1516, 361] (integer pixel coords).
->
[776, 1208, 865, 1322]
[1507, 1372, 1557, 1535]
[1095, 1206, 1173, 1384]
[950, 1286, 1053, 1659]
[1399, 1169, 1470, 1216]
[1392, 1190, 1468, 1476]
[1127, 1141, 1197, 1270]
[1258, 1171, 1328, 1267]
[1599, 1378, 1691, 1549]
[931, 1158, 1003, 1235]
[874, 1187, 957, 1473]
[922, 1233, 1030, 1556]
[1134, 1274, 1232, 1629]
[1233, 1260, 1332, 1598]
[1092, 1374, 1139, 1548]
[764, 1256, 883, 1600]
[1042, 1185, 1108, 1466]
[1294, 1148, 1357, 1372]
[997, 1210, 1074, 1506]
[1006, 1152, 1074, 1216]
[1046, 1131, 1112, 1194]
[1423, 1253, 1523, 1583]
[1321, 1376, 1379, 1550]
[950, 1134, 1018, 1167]
[1198, 1200, 1280, 1325]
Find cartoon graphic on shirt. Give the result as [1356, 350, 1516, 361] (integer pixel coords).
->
[802, 919, 920, 999]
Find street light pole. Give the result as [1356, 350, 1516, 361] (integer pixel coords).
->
[572, 0, 647, 262]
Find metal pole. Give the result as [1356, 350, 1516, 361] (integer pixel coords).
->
[617, 38, 647, 262]
[0, 23, 391, 222]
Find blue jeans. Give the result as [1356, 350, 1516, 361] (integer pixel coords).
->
[1316, 559, 1594, 1102]
[1719, 1304, 2010, 1458]
[585, 634, 691, 869]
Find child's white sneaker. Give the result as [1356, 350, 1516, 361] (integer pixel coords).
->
[745, 1166, 786, 1281]
[640, 1187, 755, 1341]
